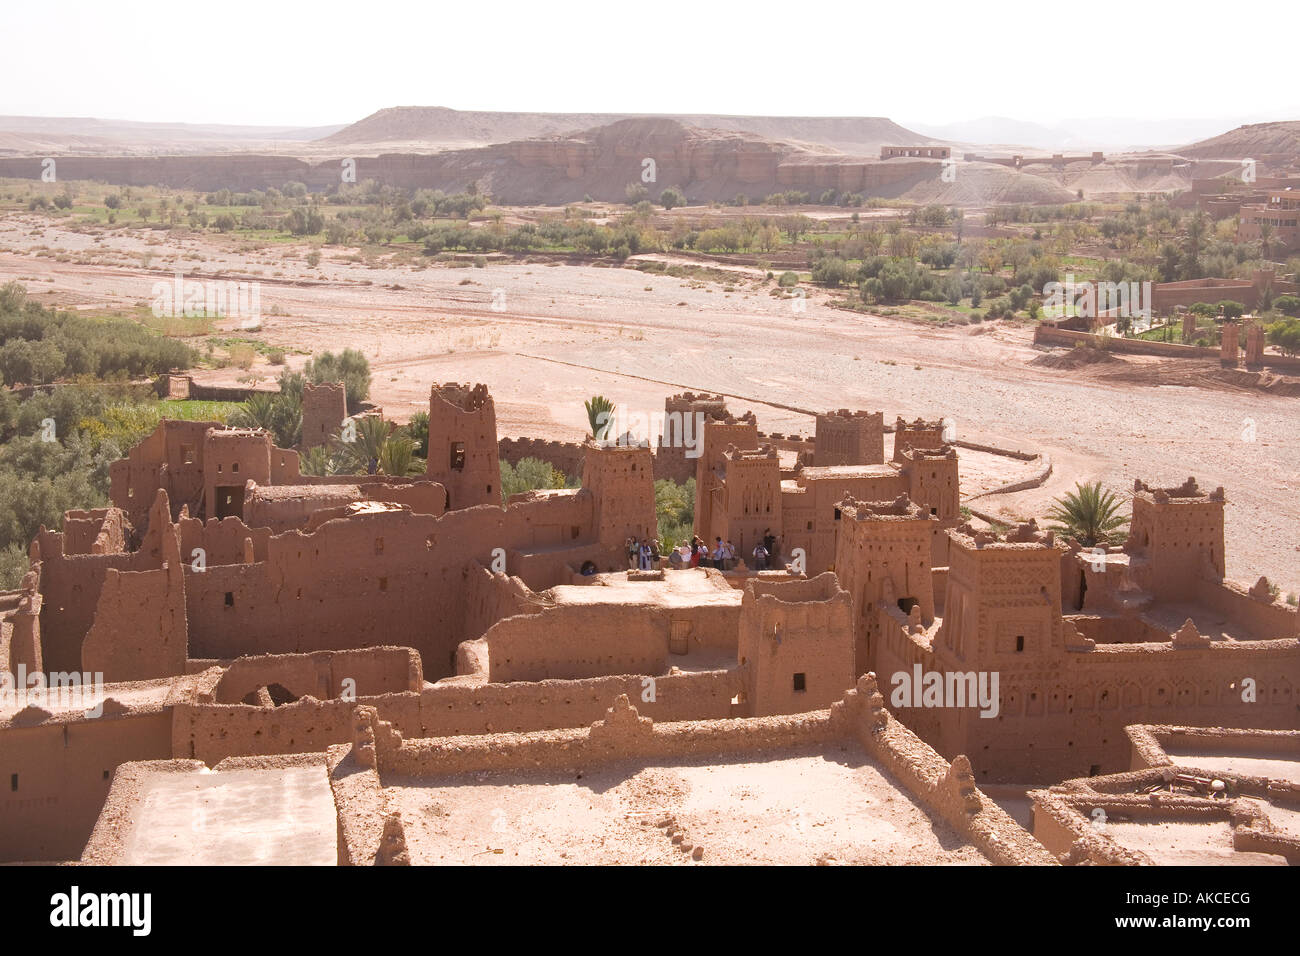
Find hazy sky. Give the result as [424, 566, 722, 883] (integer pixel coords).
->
[4, 0, 1298, 128]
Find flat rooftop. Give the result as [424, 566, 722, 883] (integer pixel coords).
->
[385, 744, 990, 866]
[793, 464, 898, 480]
[114, 764, 336, 866]
[1101, 819, 1287, 866]
[547, 569, 741, 610]
[1162, 746, 1300, 785]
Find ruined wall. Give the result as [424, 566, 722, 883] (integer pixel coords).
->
[833, 674, 1056, 865]
[177, 514, 270, 566]
[469, 593, 741, 683]
[1202, 580, 1298, 639]
[372, 696, 834, 778]
[60, 509, 128, 556]
[211, 647, 421, 704]
[81, 528, 188, 681]
[425, 383, 500, 510]
[0, 707, 172, 863]
[34, 534, 152, 674]
[109, 420, 216, 527]
[182, 491, 614, 680]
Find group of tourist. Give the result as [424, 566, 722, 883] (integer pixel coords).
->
[625, 529, 782, 572]
[625, 536, 661, 571]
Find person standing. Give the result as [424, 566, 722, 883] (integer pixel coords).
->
[753, 541, 769, 571]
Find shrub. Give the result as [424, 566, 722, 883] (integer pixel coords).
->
[811, 257, 850, 287]
[304, 348, 370, 412]
[659, 186, 686, 210]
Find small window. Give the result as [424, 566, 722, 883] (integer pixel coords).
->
[10, 773, 16, 792]
[224, 592, 234, 607]
[103, 769, 110, 780]
[378, 577, 388, 592]
[1088, 764, 1101, 777]
[486, 485, 492, 495]
[833, 508, 841, 521]
[450, 442, 466, 471]
[793, 673, 807, 693]
[232, 462, 239, 473]
[181, 444, 195, 464]
[375, 537, 384, 555]
[1015, 635, 1025, 652]
[806, 521, 813, 531]
[571, 525, 580, 540]
[930, 507, 937, 516]
[217, 464, 222, 474]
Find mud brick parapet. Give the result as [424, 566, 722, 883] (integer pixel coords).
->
[343, 680, 1055, 865]
[832, 673, 1057, 865]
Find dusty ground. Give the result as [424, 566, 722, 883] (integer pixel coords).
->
[387, 745, 989, 865]
[2, 215, 1297, 592]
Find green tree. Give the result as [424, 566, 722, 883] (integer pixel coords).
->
[406, 410, 429, 457]
[378, 433, 423, 476]
[333, 415, 389, 475]
[499, 457, 571, 503]
[655, 477, 695, 549]
[585, 395, 615, 440]
[659, 186, 686, 210]
[1046, 480, 1128, 548]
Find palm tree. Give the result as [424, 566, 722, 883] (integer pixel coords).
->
[378, 434, 423, 476]
[1046, 481, 1129, 547]
[1258, 222, 1274, 261]
[299, 444, 341, 477]
[230, 392, 277, 431]
[585, 395, 615, 441]
[334, 415, 389, 475]
[230, 390, 301, 448]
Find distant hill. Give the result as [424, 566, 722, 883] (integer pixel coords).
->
[909, 115, 1247, 153]
[320, 106, 942, 155]
[1180, 120, 1300, 160]
[0, 116, 346, 156]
